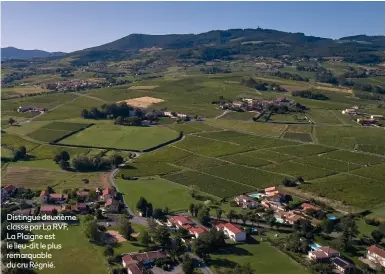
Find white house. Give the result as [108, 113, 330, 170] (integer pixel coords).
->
[367, 245, 385, 268]
[234, 195, 258, 208]
[342, 109, 356, 115]
[370, 115, 384, 120]
[308, 246, 340, 261]
[167, 216, 193, 228]
[216, 222, 246, 242]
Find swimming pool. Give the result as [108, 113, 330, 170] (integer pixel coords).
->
[248, 193, 262, 199]
[309, 243, 321, 250]
[328, 215, 337, 220]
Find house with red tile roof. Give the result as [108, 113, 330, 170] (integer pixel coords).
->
[189, 227, 208, 238]
[1, 185, 17, 198]
[72, 203, 88, 213]
[367, 245, 385, 268]
[40, 205, 63, 215]
[167, 216, 193, 229]
[216, 222, 246, 242]
[105, 198, 119, 212]
[302, 203, 321, 212]
[102, 188, 115, 201]
[308, 246, 340, 261]
[122, 251, 167, 274]
[40, 191, 68, 204]
[40, 190, 50, 203]
[76, 190, 89, 200]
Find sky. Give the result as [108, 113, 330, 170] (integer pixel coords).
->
[1, 1, 385, 53]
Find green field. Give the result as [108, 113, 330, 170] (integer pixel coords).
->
[262, 160, 337, 180]
[204, 119, 287, 136]
[211, 239, 310, 274]
[163, 170, 255, 198]
[315, 126, 385, 151]
[293, 155, 362, 172]
[60, 124, 180, 150]
[301, 173, 385, 208]
[1, 167, 102, 191]
[307, 109, 343, 124]
[202, 164, 288, 188]
[28, 145, 91, 160]
[197, 130, 295, 149]
[133, 146, 191, 163]
[116, 177, 218, 212]
[219, 153, 273, 168]
[321, 150, 385, 165]
[268, 113, 309, 123]
[1, 133, 40, 151]
[282, 132, 313, 143]
[173, 154, 226, 170]
[242, 149, 294, 162]
[9, 159, 61, 170]
[220, 111, 257, 121]
[26, 122, 91, 142]
[166, 121, 218, 134]
[173, 135, 253, 157]
[28, 226, 108, 274]
[118, 162, 181, 177]
[272, 144, 335, 157]
[350, 163, 385, 181]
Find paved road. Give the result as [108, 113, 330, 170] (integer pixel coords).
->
[108, 168, 148, 227]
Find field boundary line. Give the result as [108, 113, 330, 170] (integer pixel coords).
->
[329, 110, 347, 125]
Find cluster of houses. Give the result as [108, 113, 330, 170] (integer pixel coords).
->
[308, 243, 385, 273]
[37, 187, 120, 215]
[220, 96, 292, 112]
[235, 186, 312, 225]
[17, 105, 47, 113]
[167, 215, 246, 243]
[341, 106, 384, 126]
[45, 80, 110, 92]
[122, 251, 167, 274]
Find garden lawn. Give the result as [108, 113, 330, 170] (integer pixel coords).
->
[28, 225, 108, 274]
[9, 159, 60, 170]
[163, 170, 254, 198]
[59, 124, 180, 150]
[116, 177, 218, 212]
[210, 240, 310, 274]
[300, 173, 385, 209]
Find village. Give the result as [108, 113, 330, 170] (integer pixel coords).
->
[341, 106, 385, 127]
[2, 181, 385, 274]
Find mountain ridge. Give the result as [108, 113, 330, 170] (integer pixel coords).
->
[1, 47, 67, 61]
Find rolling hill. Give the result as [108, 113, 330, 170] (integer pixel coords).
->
[1, 47, 66, 61]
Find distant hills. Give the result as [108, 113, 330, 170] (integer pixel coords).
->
[66, 28, 385, 65]
[1, 47, 66, 61]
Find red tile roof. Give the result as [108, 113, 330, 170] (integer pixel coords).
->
[105, 198, 118, 206]
[216, 223, 243, 234]
[265, 186, 276, 192]
[319, 246, 339, 256]
[40, 190, 49, 197]
[40, 205, 62, 213]
[302, 203, 321, 211]
[102, 188, 114, 196]
[77, 191, 89, 197]
[169, 216, 192, 226]
[127, 264, 142, 274]
[368, 245, 385, 258]
[3, 185, 16, 192]
[49, 193, 67, 200]
[189, 227, 208, 235]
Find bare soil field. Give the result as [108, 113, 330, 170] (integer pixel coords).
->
[315, 86, 352, 94]
[105, 230, 127, 243]
[128, 85, 159, 90]
[117, 96, 164, 108]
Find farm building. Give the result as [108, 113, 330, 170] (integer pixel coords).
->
[370, 115, 384, 120]
[234, 195, 258, 208]
[17, 106, 47, 113]
[342, 109, 357, 115]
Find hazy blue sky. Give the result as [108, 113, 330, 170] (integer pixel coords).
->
[2, 1, 385, 52]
